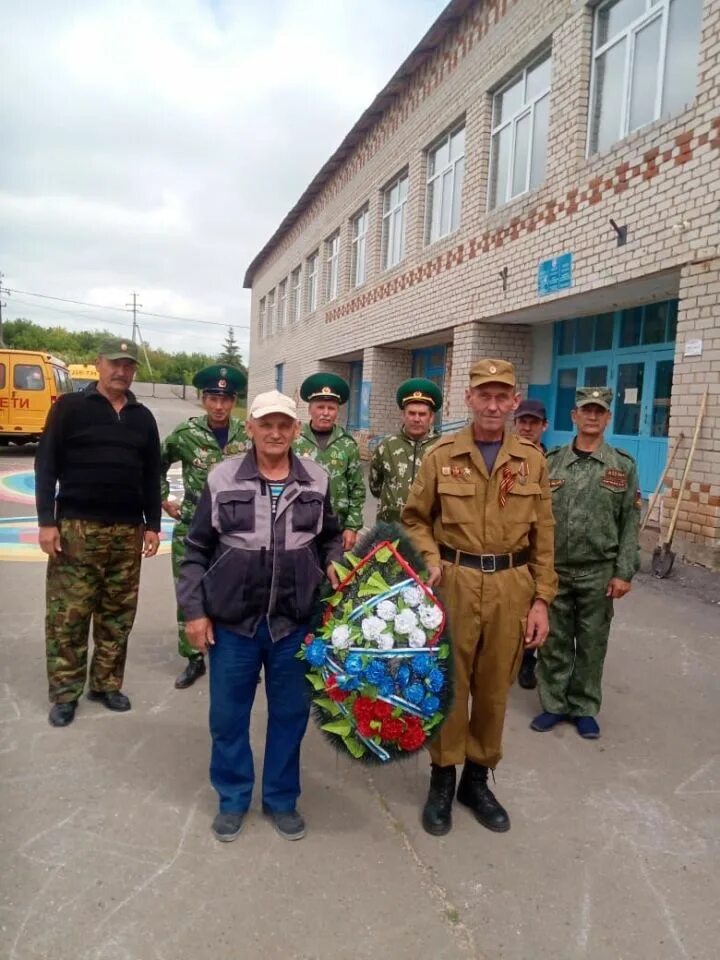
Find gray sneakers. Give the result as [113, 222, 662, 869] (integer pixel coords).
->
[264, 809, 305, 841]
[212, 812, 245, 842]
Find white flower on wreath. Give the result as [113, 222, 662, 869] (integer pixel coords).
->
[330, 625, 352, 650]
[394, 608, 419, 635]
[376, 599, 397, 622]
[408, 628, 427, 649]
[419, 603, 443, 630]
[361, 616, 387, 642]
[401, 585, 424, 608]
[376, 632, 395, 651]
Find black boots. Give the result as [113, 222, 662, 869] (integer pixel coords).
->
[49, 701, 77, 727]
[422, 764, 456, 836]
[175, 656, 206, 689]
[457, 759, 510, 832]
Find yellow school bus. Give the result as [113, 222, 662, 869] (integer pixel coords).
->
[68, 363, 99, 390]
[0, 349, 73, 445]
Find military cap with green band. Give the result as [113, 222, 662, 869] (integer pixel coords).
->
[396, 377, 443, 412]
[575, 386, 613, 411]
[192, 364, 247, 397]
[97, 337, 139, 362]
[300, 372, 350, 405]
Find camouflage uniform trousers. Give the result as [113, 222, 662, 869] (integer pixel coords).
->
[46, 519, 143, 704]
[536, 562, 615, 718]
[171, 519, 196, 660]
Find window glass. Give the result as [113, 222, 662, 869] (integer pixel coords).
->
[0, 363, 5, 389]
[347, 362, 363, 430]
[590, 38, 626, 153]
[614, 361, 644, 435]
[642, 302, 668, 344]
[495, 75, 524, 124]
[426, 126, 464, 243]
[665, 300, 678, 342]
[14, 364, 45, 390]
[575, 317, 595, 353]
[663, 0, 703, 117]
[352, 208, 369, 287]
[274, 363, 284, 392]
[511, 111, 532, 198]
[489, 125, 512, 209]
[596, 0, 645, 48]
[594, 313, 614, 350]
[382, 173, 408, 269]
[529, 94, 550, 190]
[629, 14, 662, 132]
[555, 368, 578, 431]
[651, 359, 673, 437]
[584, 365, 608, 387]
[620, 307, 642, 347]
[558, 319, 576, 355]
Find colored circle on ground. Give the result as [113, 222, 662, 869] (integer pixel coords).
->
[0, 469, 185, 505]
[0, 517, 176, 563]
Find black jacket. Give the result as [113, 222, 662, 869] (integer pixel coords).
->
[35, 384, 162, 530]
[177, 449, 344, 641]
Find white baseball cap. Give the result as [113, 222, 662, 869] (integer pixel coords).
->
[248, 390, 298, 420]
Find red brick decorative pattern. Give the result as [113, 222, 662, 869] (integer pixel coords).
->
[325, 116, 720, 324]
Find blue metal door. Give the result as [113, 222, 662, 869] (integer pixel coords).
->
[545, 302, 677, 495]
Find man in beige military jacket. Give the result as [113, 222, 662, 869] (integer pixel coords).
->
[403, 359, 557, 837]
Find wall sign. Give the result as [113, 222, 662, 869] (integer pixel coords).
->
[538, 252, 573, 296]
[684, 338, 703, 357]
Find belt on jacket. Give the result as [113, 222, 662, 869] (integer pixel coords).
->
[439, 545, 530, 573]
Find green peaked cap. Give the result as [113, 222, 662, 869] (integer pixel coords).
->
[192, 364, 247, 396]
[575, 386, 612, 410]
[300, 372, 350, 405]
[396, 377, 443, 412]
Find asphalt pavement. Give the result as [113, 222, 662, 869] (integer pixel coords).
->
[0, 395, 718, 960]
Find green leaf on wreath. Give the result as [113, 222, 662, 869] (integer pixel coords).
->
[424, 712, 444, 731]
[375, 545, 392, 564]
[321, 719, 353, 737]
[345, 552, 362, 568]
[357, 583, 377, 598]
[306, 673, 326, 691]
[326, 591, 343, 608]
[314, 697, 341, 717]
[438, 643, 450, 660]
[332, 561, 352, 579]
[343, 735, 366, 759]
[343, 600, 353, 618]
[366, 570, 391, 593]
[392, 707, 403, 718]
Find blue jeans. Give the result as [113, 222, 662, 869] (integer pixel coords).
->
[208, 619, 311, 814]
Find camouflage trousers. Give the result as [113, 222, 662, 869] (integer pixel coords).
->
[536, 563, 615, 717]
[46, 519, 143, 704]
[171, 519, 196, 660]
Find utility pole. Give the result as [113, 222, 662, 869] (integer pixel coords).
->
[0, 272, 8, 347]
[125, 291, 142, 342]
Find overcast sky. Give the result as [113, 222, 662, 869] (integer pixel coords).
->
[1, 0, 447, 362]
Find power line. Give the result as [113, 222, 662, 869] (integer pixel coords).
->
[5, 286, 250, 329]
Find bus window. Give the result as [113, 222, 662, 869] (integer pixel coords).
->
[14, 364, 45, 390]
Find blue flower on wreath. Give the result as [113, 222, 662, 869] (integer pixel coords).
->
[377, 678, 394, 699]
[396, 664, 411, 686]
[345, 653, 364, 675]
[422, 694, 440, 716]
[426, 668, 445, 693]
[404, 682, 425, 706]
[365, 659, 388, 686]
[338, 674, 361, 691]
[305, 640, 327, 667]
[411, 654, 433, 678]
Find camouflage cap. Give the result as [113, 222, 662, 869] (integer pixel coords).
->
[300, 372, 349, 405]
[396, 377, 443, 411]
[468, 358, 516, 388]
[575, 386, 613, 410]
[97, 337, 139, 362]
[192, 364, 247, 397]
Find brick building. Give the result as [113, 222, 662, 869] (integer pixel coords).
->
[245, 0, 720, 569]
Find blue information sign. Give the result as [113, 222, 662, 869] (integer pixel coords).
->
[537, 252, 573, 296]
[360, 381, 371, 429]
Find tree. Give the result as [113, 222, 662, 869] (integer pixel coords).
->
[218, 326, 243, 367]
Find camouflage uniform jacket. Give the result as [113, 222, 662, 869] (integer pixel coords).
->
[547, 440, 641, 581]
[294, 423, 365, 530]
[369, 429, 439, 523]
[160, 415, 249, 524]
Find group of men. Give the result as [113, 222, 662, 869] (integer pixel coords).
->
[35, 338, 640, 842]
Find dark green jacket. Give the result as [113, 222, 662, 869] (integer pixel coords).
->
[294, 423, 365, 530]
[547, 440, 641, 581]
[369, 429, 439, 523]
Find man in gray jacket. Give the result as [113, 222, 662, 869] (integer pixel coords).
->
[177, 390, 343, 843]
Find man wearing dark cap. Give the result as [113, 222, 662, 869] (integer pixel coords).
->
[403, 359, 556, 836]
[513, 398, 549, 689]
[35, 337, 162, 727]
[369, 377, 442, 523]
[532, 387, 640, 740]
[160, 364, 249, 689]
[294, 372, 365, 551]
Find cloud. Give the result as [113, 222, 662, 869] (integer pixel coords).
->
[0, 0, 447, 361]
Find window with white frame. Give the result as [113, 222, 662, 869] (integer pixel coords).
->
[258, 296, 266, 339]
[306, 251, 319, 313]
[351, 206, 369, 287]
[426, 124, 465, 244]
[325, 232, 340, 301]
[267, 289, 276, 337]
[382, 172, 408, 269]
[489, 52, 551, 210]
[290, 266, 301, 323]
[277, 279, 287, 331]
[589, 0, 704, 155]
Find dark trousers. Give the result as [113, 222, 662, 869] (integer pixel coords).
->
[209, 619, 311, 814]
[45, 520, 143, 703]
